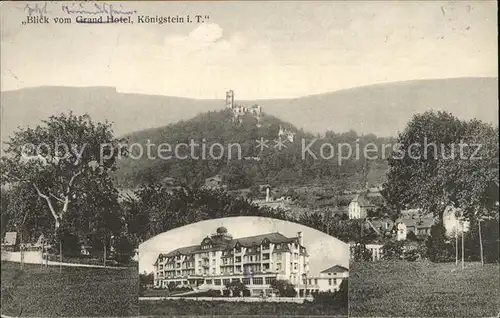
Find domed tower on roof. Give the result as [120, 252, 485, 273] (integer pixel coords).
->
[216, 226, 228, 234]
[211, 226, 233, 242]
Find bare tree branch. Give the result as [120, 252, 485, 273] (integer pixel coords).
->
[33, 183, 59, 224]
[49, 192, 65, 203]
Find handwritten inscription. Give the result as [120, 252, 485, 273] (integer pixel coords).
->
[19, 2, 210, 26]
[61, 2, 137, 16]
[23, 2, 51, 17]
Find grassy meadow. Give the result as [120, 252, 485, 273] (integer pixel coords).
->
[349, 260, 500, 317]
[139, 298, 347, 316]
[1, 261, 138, 317]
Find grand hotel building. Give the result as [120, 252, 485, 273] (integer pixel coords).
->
[153, 227, 349, 295]
[153, 227, 315, 296]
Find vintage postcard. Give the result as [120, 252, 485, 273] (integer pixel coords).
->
[0, 1, 498, 317]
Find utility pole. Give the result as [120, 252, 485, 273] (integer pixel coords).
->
[59, 239, 62, 273]
[478, 219, 484, 266]
[20, 230, 24, 270]
[103, 237, 107, 268]
[40, 243, 43, 270]
[461, 220, 464, 269]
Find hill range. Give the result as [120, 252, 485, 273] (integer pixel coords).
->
[1, 77, 497, 143]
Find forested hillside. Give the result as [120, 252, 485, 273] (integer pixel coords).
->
[114, 109, 393, 190]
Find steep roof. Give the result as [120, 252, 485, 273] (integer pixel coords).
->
[351, 194, 375, 207]
[163, 245, 200, 257]
[158, 232, 298, 258]
[398, 217, 434, 229]
[232, 232, 294, 246]
[321, 265, 349, 273]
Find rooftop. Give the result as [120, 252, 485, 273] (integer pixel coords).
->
[158, 230, 300, 259]
[321, 265, 349, 273]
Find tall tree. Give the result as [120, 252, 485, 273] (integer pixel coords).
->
[0, 113, 127, 236]
[383, 111, 499, 220]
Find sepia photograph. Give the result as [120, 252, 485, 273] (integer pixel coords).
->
[139, 216, 349, 316]
[1, 1, 498, 317]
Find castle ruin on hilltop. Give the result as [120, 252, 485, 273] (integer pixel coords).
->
[225, 90, 262, 117]
[224, 90, 295, 141]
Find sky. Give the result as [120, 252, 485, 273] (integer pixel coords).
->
[139, 216, 349, 274]
[1, 1, 497, 99]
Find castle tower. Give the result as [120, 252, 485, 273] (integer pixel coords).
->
[225, 90, 234, 109]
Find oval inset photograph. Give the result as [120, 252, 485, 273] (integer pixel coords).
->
[139, 216, 349, 316]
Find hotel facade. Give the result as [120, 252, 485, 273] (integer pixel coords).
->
[153, 227, 345, 296]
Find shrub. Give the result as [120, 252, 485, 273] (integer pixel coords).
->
[270, 279, 297, 297]
[312, 291, 337, 305]
[54, 229, 81, 257]
[232, 290, 241, 297]
[222, 289, 230, 297]
[381, 240, 405, 260]
[113, 235, 135, 264]
[426, 222, 455, 262]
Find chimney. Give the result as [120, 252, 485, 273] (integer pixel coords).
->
[297, 231, 303, 246]
[266, 187, 270, 202]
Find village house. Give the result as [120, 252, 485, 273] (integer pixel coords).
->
[365, 218, 394, 235]
[394, 211, 435, 240]
[304, 265, 349, 295]
[442, 206, 470, 237]
[348, 193, 376, 219]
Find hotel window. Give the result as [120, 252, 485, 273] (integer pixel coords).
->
[206, 279, 212, 285]
[253, 277, 263, 285]
[308, 279, 312, 285]
[265, 277, 276, 284]
[328, 279, 332, 285]
[334, 279, 337, 285]
[223, 279, 230, 285]
[242, 278, 250, 285]
[232, 278, 240, 283]
[314, 279, 318, 285]
[212, 251, 216, 256]
[276, 263, 281, 271]
[212, 268, 216, 274]
[214, 279, 221, 286]
[276, 244, 281, 249]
